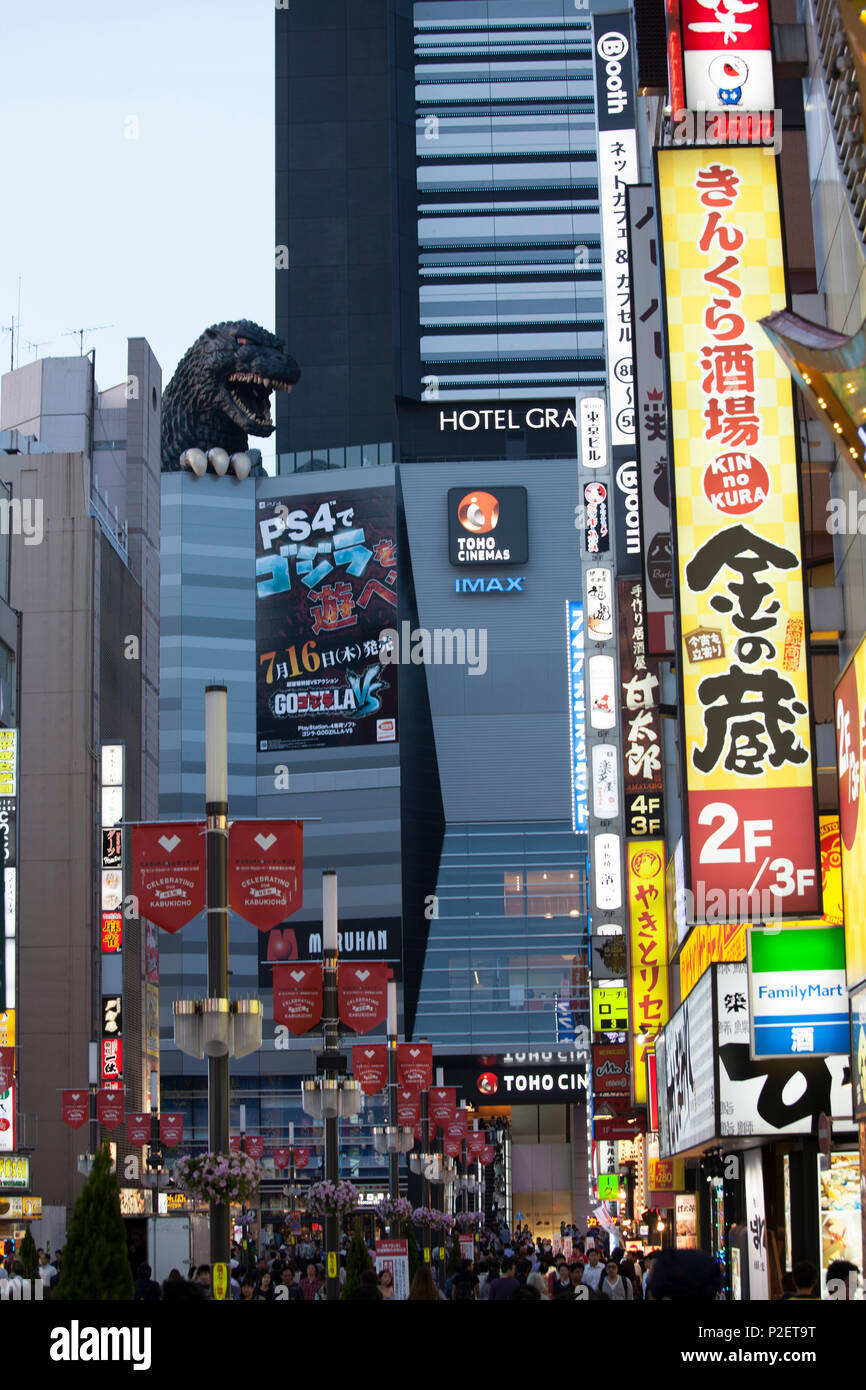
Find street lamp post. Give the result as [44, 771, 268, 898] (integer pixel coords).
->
[386, 981, 399, 1204]
[205, 685, 230, 1281]
[322, 870, 342, 1303]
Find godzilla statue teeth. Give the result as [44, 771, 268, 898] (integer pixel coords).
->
[161, 318, 301, 473]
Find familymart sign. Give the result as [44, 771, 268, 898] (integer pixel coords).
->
[747, 925, 848, 1060]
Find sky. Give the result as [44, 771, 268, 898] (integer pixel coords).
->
[1, 0, 276, 459]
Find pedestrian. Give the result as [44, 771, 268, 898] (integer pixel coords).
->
[788, 1260, 820, 1299]
[408, 1267, 446, 1300]
[300, 1262, 322, 1301]
[133, 1262, 161, 1301]
[551, 1264, 575, 1299]
[256, 1271, 275, 1301]
[239, 1278, 256, 1300]
[826, 1259, 859, 1299]
[487, 1257, 520, 1301]
[527, 1269, 550, 1300]
[451, 1259, 479, 1301]
[378, 1269, 396, 1301]
[481, 1259, 500, 1298]
[600, 1259, 633, 1301]
[581, 1247, 604, 1293]
[38, 1250, 57, 1285]
[645, 1248, 722, 1300]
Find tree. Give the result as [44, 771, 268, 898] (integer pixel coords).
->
[340, 1220, 374, 1300]
[18, 1229, 38, 1281]
[52, 1145, 133, 1300]
[401, 1218, 421, 1285]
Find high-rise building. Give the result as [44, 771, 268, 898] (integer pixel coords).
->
[0, 343, 161, 1231]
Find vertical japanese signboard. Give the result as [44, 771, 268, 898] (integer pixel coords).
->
[592, 14, 641, 576]
[568, 602, 588, 834]
[656, 147, 819, 921]
[627, 841, 670, 1102]
[256, 488, 398, 751]
[618, 581, 664, 838]
[836, 634, 866, 986]
[627, 187, 674, 655]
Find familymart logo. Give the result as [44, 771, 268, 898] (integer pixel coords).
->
[49, 1322, 152, 1372]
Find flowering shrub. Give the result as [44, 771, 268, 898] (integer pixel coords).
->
[377, 1196, 413, 1224]
[412, 1207, 456, 1231]
[173, 1152, 262, 1205]
[455, 1211, 484, 1231]
[306, 1180, 361, 1220]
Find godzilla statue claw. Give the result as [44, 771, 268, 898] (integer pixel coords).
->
[161, 319, 300, 474]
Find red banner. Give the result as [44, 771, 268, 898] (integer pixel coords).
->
[273, 1148, 291, 1169]
[101, 1037, 123, 1084]
[294, 1147, 310, 1170]
[396, 1089, 421, 1125]
[337, 963, 389, 1033]
[444, 1112, 467, 1143]
[466, 1131, 485, 1158]
[61, 1090, 89, 1130]
[126, 1113, 151, 1145]
[246, 1136, 265, 1159]
[228, 820, 303, 931]
[273, 963, 323, 1035]
[159, 1113, 184, 1147]
[592, 1044, 631, 1099]
[230, 1137, 240, 1153]
[428, 1087, 457, 1125]
[480, 1144, 495, 1165]
[0, 1047, 13, 1091]
[443, 1135, 462, 1158]
[96, 1090, 124, 1130]
[353, 1044, 388, 1096]
[397, 1042, 432, 1091]
[132, 822, 206, 934]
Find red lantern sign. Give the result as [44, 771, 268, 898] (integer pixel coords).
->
[61, 1090, 89, 1130]
[132, 822, 206, 934]
[352, 1044, 388, 1096]
[273, 963, 323, 1035]
[273, 1148, 291, 1169]
[228, 821, 303, 931]
[337, 963, 389, 1033]
[396, 1089, 421, 1125]
[159, 1113, 184, 1147]
[126, 1113, 150, 1145]
[96, 1089, 124, 1130]
[428, 1087, 457, 1125]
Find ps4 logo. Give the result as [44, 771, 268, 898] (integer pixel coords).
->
[454, 577, 524, 594]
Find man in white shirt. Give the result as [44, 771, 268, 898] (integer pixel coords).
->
[38, 1251, 57, 1285]
[581, 1247, 604, 1292]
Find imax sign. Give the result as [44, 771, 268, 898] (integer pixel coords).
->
[454, 577, 524, 594]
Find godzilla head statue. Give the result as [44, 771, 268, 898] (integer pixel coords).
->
[161, 320, 300, 473]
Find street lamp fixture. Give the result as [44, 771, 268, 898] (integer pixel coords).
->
[300, 1077, 362, 1121]
[172, 998, 263, 1060]
[372, 1124, 415, 1156]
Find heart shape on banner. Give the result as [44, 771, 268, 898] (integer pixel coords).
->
[159, 835, 181, 853]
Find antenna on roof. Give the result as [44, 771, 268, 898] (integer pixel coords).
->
[62, 325, 113, 355]
[25, 339, 51, 361]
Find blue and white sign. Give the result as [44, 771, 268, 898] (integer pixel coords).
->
[568, 602, 588, 833]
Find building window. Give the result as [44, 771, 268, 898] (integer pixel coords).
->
[504, 868, 586, 917]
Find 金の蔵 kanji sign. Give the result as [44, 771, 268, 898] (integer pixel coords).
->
[656, 147, 819, 921]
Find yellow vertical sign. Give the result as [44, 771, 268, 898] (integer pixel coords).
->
[627, 841, 669, 1103]
[212, 1262, 229, 1301]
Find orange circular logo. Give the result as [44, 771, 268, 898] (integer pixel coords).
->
[457, 491, 499, 534]
[631, 849, 661, 879]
